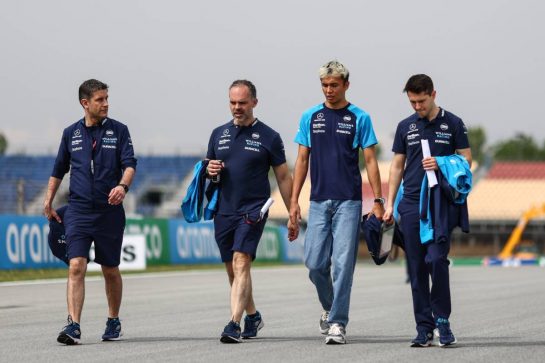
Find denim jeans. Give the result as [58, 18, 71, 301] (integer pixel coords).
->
[304, 199, 362, 328]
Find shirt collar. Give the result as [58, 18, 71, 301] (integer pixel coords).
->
[232, 118, 259, 128]
[417, 107, 444, 123]
[79, 118, 108, 127]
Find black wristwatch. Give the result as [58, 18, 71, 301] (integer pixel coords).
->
[118, 183, 129, 193]
[373, 197, 385, 205]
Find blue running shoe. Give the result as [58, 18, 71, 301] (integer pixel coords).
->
[410, 330, 433, 347]
[435, 318, 457, 347]
[220, 320, 242, 343]
[102, 317, 122, 341]
[241, 311, 264, 339]
[57, 316, 81, 345]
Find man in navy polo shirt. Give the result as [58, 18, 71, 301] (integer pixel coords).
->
[383, 74, 472, 347]
[43, 79, 136, 345]
[289, 60, 384, 344]
[206, 80, 295, 343]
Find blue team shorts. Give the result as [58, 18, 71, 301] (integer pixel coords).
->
[63, 206, 126, 267]
[213, 210, 268, 262]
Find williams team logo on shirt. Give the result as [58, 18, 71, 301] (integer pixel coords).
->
[102, 136, 118, 149]
[244, 139, 261, 152]
[336, 114, 354, 135]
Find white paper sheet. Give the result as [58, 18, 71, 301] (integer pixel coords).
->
[260, 198, 274, 218]
[421, 139, 438, 187]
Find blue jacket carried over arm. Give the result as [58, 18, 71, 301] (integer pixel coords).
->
[419, 155, 472, 244]
[181, 160, 220, 222]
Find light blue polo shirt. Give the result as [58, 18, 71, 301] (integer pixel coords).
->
[295, 103, 377, 201]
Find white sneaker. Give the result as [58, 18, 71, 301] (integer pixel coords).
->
[319, 311, 330, 335]
[325, 323, 346, 344]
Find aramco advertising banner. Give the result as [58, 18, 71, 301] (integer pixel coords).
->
[0, 215, 303, 270]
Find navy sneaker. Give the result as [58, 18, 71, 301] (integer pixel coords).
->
[410, 330, 433, 347]
[435, 318, 457, 347]
[220, 320, 242, 343]
[57, 316, 81, 345]
[241, 311, 264, 339]
[102, 317, 122, 341]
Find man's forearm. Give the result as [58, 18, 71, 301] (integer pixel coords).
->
[273, 164, 294, 211]
[366, 158, 383, 199]
[363, 147, 382, 198]
[387, 166, 403, 208]
[120, 167, 135, 187]
[291, 158, 308, 204]
[44, 177, 62, 206]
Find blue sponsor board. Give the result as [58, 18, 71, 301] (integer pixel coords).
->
[168, 219, 222, 264]
[0, 215, 66, 269]
[1, 215, 301, 269]
[483, 257, 540, 267]
[278, 226, 305, 263]
[168, 219, 287, 264]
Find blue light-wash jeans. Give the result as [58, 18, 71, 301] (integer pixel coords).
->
[304, 199, 362, 328]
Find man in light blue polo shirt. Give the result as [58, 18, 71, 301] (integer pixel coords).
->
[290, 60, 384, 344]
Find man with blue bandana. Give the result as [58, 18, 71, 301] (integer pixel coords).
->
[44, 79, 136, 345]
[290, 60, 384, 344]
[206, 80, 295, 343]
[383, 74, 472, 347]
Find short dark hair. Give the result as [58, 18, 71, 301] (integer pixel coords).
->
[230, 80, 257, 99]
[79, 79, 108, 101]
[403, 74, 434, 95]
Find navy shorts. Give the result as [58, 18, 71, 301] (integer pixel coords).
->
[214, 210, 268, 262]
[64, 206, 126, 267]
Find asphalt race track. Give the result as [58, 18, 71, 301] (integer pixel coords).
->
[1, 265, 544, 362]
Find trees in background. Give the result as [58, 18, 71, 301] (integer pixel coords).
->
[493, 133, 545, 161]
[0, 132, 7, 155]
[467, 127, 545, 162]
[468, 126, 486, 165]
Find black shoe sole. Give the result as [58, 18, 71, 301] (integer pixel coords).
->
[410, 342, 432, 348]
[220, 335, 241, 343]
[57, 333, 80, 345]
[325, 337, 346, 345]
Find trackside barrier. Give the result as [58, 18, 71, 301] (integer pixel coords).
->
[0, 215, 149, 270]
[255, 225, 282, 262]
[125, 218, 170, 265]
[278, 225, 305, 263]
[0, 215, 65, 269]
[87, 234, 147, 271]
[166, 220, 292, 264]
[0, 215, 303, 269]
[168, 220, 221, 264]
[482, 257, 543, 267]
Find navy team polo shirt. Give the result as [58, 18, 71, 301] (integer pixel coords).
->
[294, 103, 378, 201]
[206, 119, 286, 215]
[51, 118, 137, 211]
[392, 108, 470, 201]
